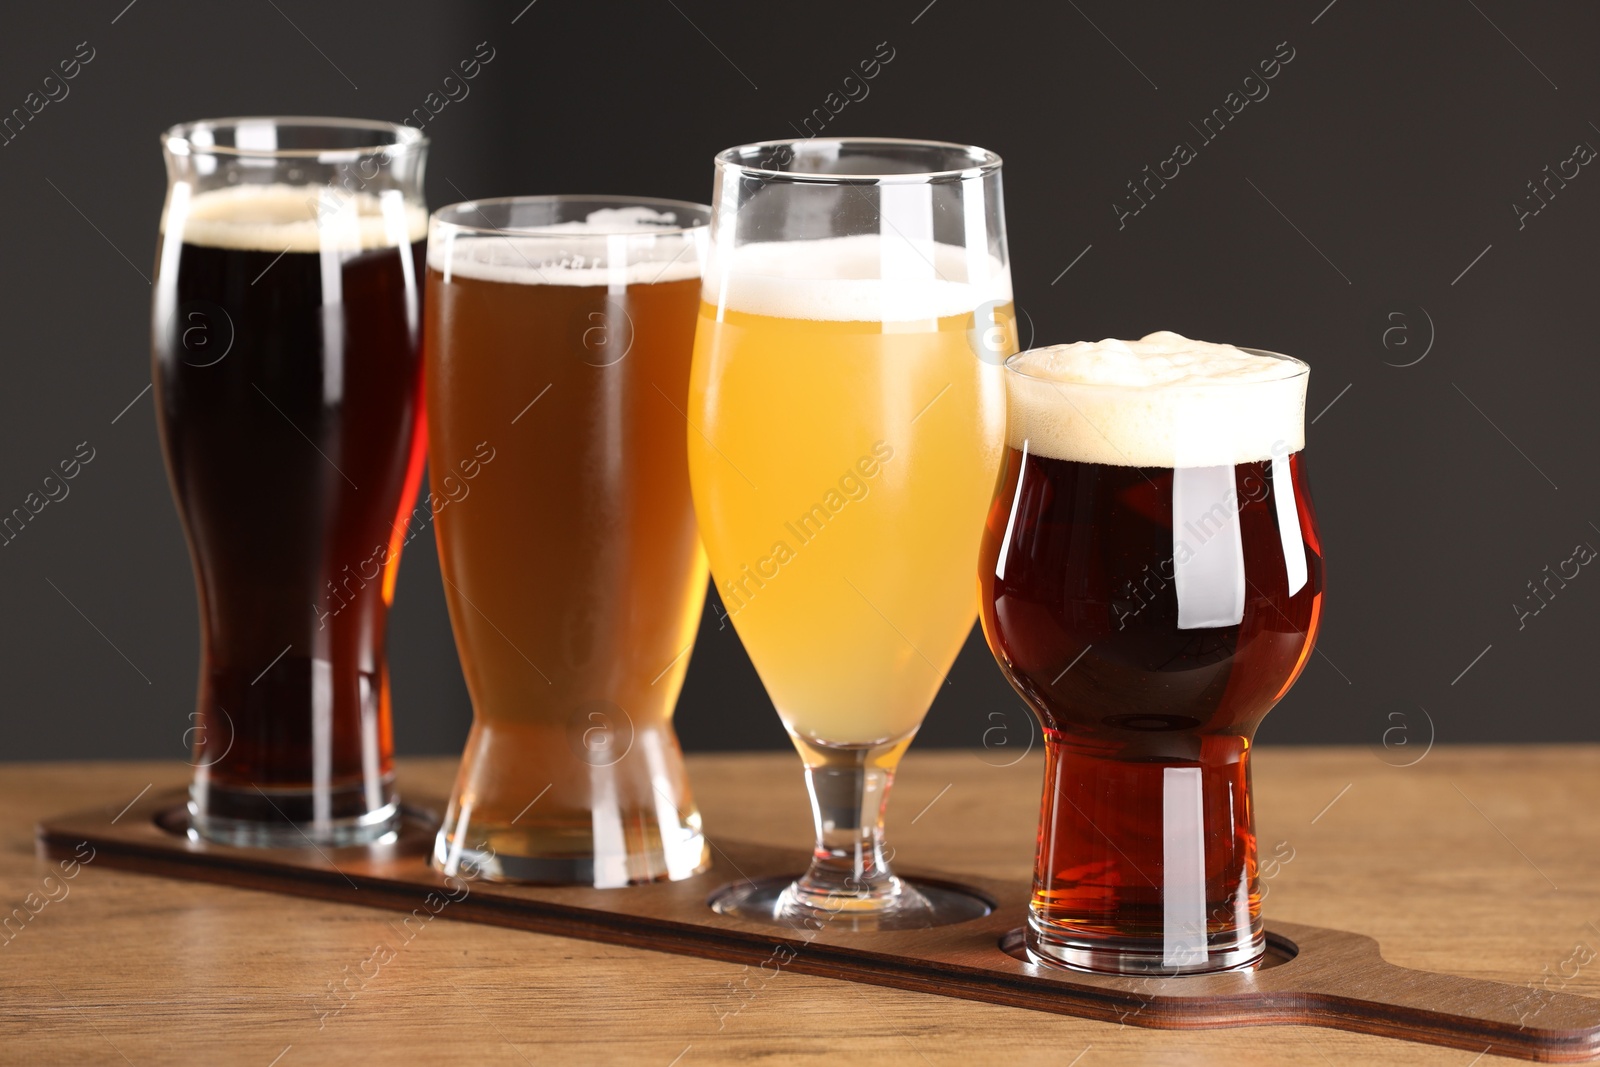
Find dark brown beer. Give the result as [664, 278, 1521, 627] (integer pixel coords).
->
[153, 185, 427, 839]
[978, 334, 1321, 973]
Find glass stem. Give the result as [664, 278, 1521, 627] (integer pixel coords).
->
[787, 735, 913, 912]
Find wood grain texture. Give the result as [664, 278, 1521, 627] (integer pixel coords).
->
[33, 793, 1600, 1060]
[5, 747, 1600, 1065]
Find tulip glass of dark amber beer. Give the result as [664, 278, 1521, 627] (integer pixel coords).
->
[424, 196, 711, 885]
[978, 333, 1323, 974]
[152, 118, 428, 846]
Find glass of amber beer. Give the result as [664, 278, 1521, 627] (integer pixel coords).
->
[153, 118, 428, 846]
[978, 333, 1324, 973]
[691, 139, 1014, 927]
[425, 195, 711, 885]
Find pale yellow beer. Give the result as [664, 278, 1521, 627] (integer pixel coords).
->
[688, 235, 1013, 746]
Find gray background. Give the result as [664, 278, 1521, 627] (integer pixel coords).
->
[2, 0, 1594, 762]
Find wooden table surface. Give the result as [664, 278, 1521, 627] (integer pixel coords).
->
[3, 746, 1597, 1065]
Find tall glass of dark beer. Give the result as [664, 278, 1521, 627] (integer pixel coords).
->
[153, 118, 428, 846]
[424, 196, 711, 885]
[978, 332, 1323, 974]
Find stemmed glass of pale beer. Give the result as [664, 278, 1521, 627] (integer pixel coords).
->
[691, 139, 1014, 927]
[978, 333, 1324, 973]
[153, 118, 428, 846]
[425, 196, 711, 885]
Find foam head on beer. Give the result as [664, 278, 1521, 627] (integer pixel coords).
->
[169, 183, 428, 252]
[1005, 331, 1307, 469]
[706, 234, 1010, 322]
[428, 206, 702, 286]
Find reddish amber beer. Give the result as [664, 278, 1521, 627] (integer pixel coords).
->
[978, 334, 1322, 973]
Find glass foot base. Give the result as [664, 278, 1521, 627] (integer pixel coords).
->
[432, 824, 710, 887]
[187, 797, 400, 848]
[1025, 918, 1264, 975]
[711, 875, 992, 932]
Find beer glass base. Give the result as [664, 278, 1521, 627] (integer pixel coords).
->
[431, 823, 710, 887]
[711, 875, 992, 932]
[1025, 918, 1264, 976]
[187, 792, 401, 849]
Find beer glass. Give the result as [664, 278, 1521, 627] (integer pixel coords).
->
[691, 139, 1014, 927]
[977, 334, 1324, 973]
[153, 118, 428, 846]
[425, 195, 711, 885]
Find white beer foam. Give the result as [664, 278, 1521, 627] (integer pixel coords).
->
[707, 234, 1011, 322]
[1007, 332, 1307, 467]
[428, 207, 703, 286]
[170, 183, 427, 252]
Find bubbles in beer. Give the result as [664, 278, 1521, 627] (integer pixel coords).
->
[1005, 332, 1308, 468]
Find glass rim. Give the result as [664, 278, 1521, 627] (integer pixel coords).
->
[161, 116, 427, 160]
[1002, 345, 1309, 388]
[430, 194, 713, 237]
[715, 137, 1003, 185]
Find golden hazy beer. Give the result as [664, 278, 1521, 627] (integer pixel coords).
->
[688, 239, 1012, 746]
[424, 199, 710, 885]
[694, 140, 1013, 928]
